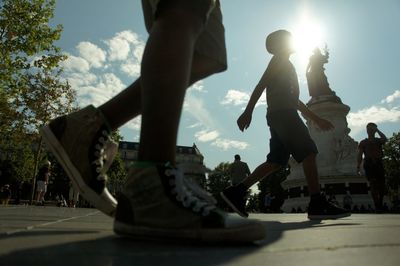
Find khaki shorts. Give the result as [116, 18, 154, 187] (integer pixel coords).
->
[36, 180, 47, 193]
[141, 0, 227, 73]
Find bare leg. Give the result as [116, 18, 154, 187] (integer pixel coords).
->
[98, 79, 142, 130]
[302, 153, 321, 195]
[242, 161, 281, 188]
[138, 6, 205, 164]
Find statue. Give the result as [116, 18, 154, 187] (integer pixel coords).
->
[306, 46, 335, 98]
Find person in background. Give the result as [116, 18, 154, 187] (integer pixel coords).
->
[357, 122, 387, 212]
[36, 161, 51, 206]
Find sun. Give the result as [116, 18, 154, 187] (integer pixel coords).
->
[291, 17, 325, 67]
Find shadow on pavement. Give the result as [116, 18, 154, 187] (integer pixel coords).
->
[258, 219, 361, 246]
[0, 233, 263, 266]
[0, 219, 361, 266]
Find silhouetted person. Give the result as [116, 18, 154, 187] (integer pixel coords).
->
[229, 154, 251, 186]
[343, 192, 353, 211]
[306, 47, 334, 97]
[220, 30, 350, 220]
[357, 122, 387, 212]
[0, 184, 11, 205]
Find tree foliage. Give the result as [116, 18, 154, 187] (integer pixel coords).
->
[383, 132, 400, 201]
[207, 162, 232, 211]
[0, 0, 76, 196]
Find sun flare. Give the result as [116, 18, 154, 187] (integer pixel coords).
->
[291, 17, 326, 66]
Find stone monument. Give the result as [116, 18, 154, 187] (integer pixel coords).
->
[282, 47, 373, 212]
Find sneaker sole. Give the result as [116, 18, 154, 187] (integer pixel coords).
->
[113, 220, 265, 243]
[40, 125, 116, 217]
[307, 212, 351, 220]
[220, 192, 248, 218]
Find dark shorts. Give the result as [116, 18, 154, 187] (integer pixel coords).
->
[364, 159, 385, 192]
[142, 0, 227, 73]
[266, 109, 318, 166]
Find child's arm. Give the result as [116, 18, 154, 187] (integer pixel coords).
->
[237, 71, 268, 131]
[297, 100, 334, 131]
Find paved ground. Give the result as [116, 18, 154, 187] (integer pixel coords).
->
[0, 205, 399, 266]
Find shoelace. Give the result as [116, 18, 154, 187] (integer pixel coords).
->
[165, 166, 216, 216]
[92, 130, 117, 181]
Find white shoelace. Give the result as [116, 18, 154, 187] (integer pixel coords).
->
[165, 166, 216, 216]
[93, 130, 117, 181]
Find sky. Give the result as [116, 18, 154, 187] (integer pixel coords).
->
[51, 0, 400, 172]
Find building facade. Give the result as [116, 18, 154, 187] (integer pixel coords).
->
[118, 141, 208, 185]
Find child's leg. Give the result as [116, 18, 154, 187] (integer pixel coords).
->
[98, 79, 142, 130]
[242, 161, 281, 188]
[138, 3, 206, 164]
[302, 153, 321, 195]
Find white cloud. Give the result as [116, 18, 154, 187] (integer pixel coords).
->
[125, 116, 141, 131]
[121, 62, 141, 77]
[221, 90, 249, 106]
[77, 41, 106, 68]
[62, 54, 90, 73]
[211, 138, 249, 151]
[65, 72, 97, 89]
[221, 89, 266, 108]
[381, 90, 400, 104]
[106, 31, 134, 61]
[187, 122, 202, 129]
[188, 81, 206, 93]
[75, 73, 126, 107]
[184, 94, 217, 129]
[348, 105, 400, 136]
[195, 130, 220, 142]
[104, 31, 145, 77]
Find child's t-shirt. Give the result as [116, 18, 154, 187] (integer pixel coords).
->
[266, 56, 299, 113]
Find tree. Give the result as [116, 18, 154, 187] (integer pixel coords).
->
[107, 152, 127, 197]
[206, 162, 231, 211]
[383, 132, 400, 208]
[0, 0, 76, 201]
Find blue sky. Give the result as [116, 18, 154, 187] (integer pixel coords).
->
[52, 0, 400, 172]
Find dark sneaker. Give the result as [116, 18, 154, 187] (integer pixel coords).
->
[308, 194, 351, 220]
[114, 163, 265, 243]
[40, 105, 118, 217]
[220, 184, 249, 218]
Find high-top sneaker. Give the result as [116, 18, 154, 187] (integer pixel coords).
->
[40, 105, 118, 216]
[114, 163, 265, 243]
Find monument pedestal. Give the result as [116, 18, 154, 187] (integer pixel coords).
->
[281, 95, 374, 212]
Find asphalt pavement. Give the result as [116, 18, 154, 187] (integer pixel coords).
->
[0, 205, 399, 266]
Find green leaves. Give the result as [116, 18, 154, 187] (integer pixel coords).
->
[0, 0, 76, 186]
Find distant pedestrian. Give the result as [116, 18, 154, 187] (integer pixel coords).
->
[36, 161, 51, 206]
[68, 182, 80, 208]
[357, 122, 387, 212]
[264, 191, 274, 213]
[343, 192, 353, 211]
[0, 184, 11, 205]
[229, 154, 251, 186]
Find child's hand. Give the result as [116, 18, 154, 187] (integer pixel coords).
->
[237, 112, 252, 131]
[315, 117, 334, 131]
